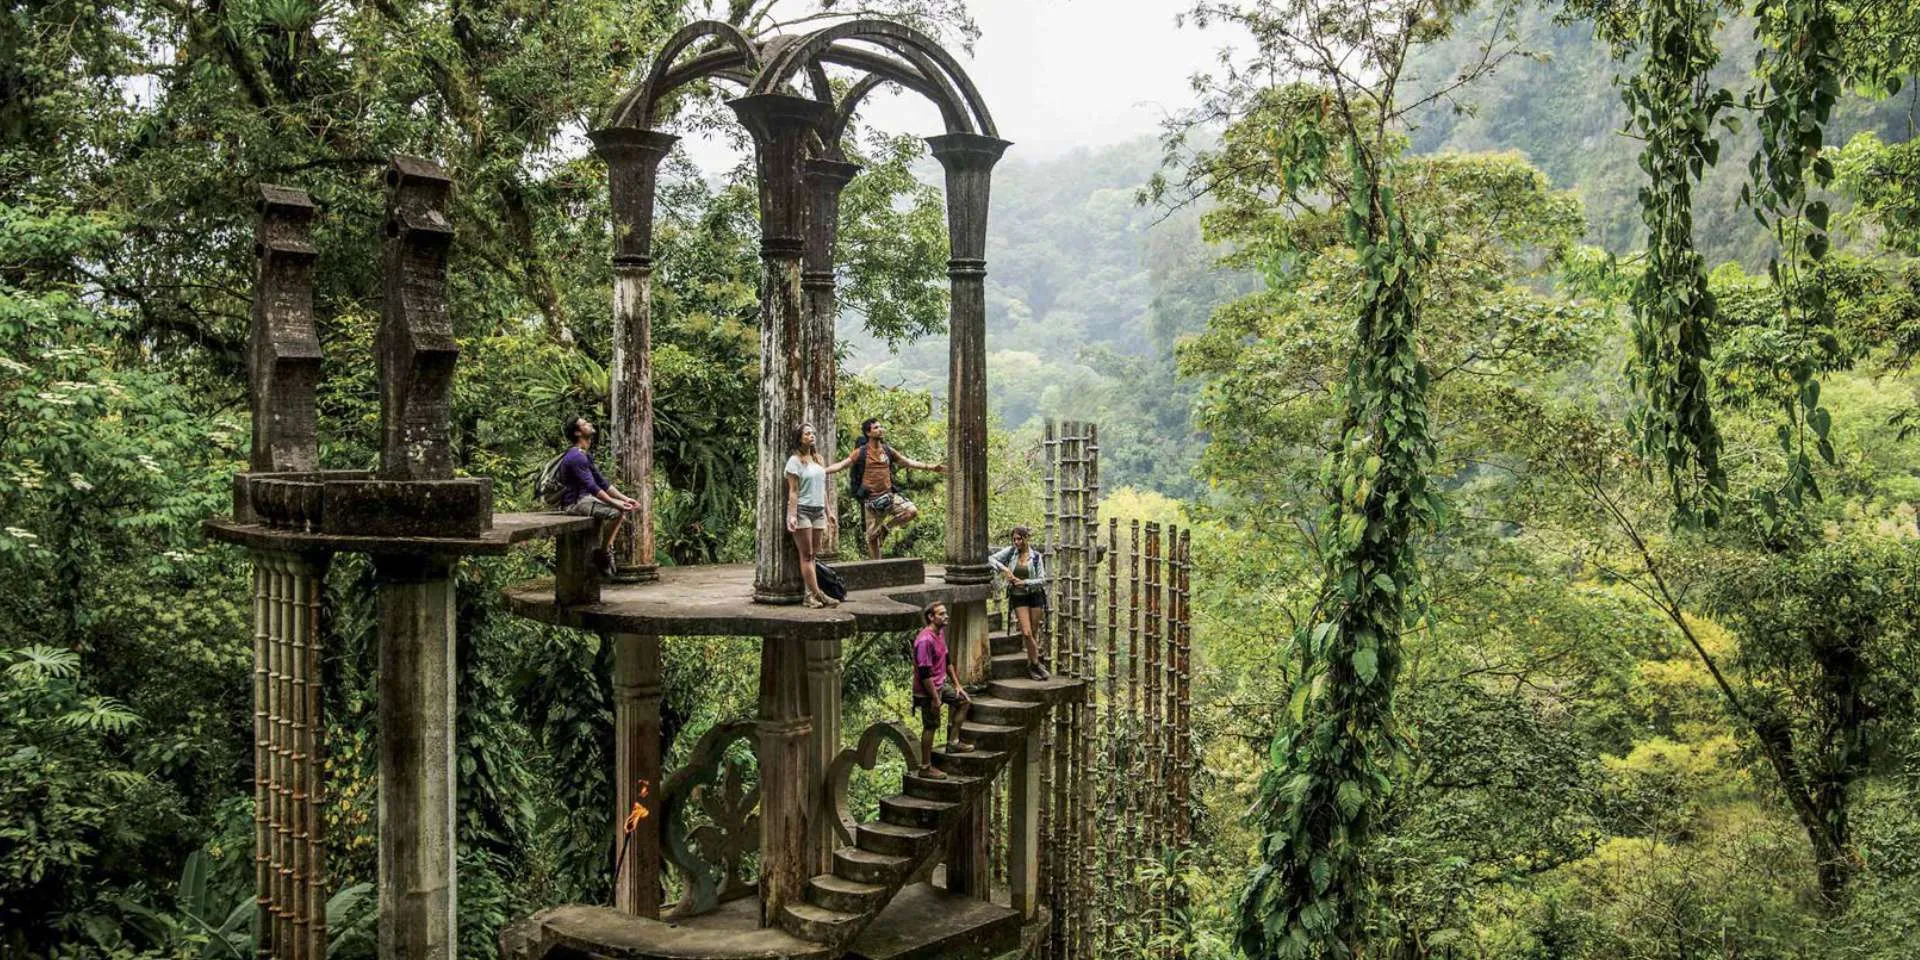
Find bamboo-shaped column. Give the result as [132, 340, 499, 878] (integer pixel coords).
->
[1144, 523, 1164, 942]
[801, 158, 859, 559]
[1101, 517, 1120, 955]
[1079, 424, 1101, 960]
[929, 133, 1008, 586]
[588, 127, 678, 583]
[734, 94, 829, 606]
[1125, 519, 1141, 928]
[612, 633, 663, 916]
[246, 185, 330, 960]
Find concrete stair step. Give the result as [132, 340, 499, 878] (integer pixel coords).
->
[989, 630, 1027, 656]
[902, 769, 978, 803]
[806, 873, 890, 914]
[879, 793, 958, 829]
[781, 901, 864, 943]
[987, 675, 1083, 705]
[957, 721, 1024, 751]
[931, 744, 1008, 779]
[964, 695, 1043, 728]
[990, 652, 1041, 680]
[834, 846, 913, 885]
[857, 820, 940, 858]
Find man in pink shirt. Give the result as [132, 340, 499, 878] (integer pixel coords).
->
[912, 602, 973, 778]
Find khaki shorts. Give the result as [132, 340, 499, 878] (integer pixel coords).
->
[793, 504, 827, 530]
[863, 493, 915, 538]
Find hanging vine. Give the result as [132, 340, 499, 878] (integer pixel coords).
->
[1746, 0, 1843, 517]
[1619, 0, 1732, 527]
[1237, 136, 1438, 958]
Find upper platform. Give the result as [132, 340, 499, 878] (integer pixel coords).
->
[505, 557, 992, 640]
[204, 511, 589, 557]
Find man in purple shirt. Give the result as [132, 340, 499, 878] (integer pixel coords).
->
[911, 601, 973, 779]
[560, 415, 637, 577]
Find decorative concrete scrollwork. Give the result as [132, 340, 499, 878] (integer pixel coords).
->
[658, 719, 760, 917]
[823, 720, 918, 847]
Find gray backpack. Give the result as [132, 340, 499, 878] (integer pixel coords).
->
[535, 454, 567, 508]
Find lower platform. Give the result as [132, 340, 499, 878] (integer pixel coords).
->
[505, 558, 993, 640]
[501, 884, 1022, 960]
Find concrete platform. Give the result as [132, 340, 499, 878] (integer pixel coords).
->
[204, 511, 589, 556]
[504, 559, 992, 640]
[500, 884, 1020, 960]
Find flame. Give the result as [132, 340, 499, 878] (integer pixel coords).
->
[623, 780, 652, 834]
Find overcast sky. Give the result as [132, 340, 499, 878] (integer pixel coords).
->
[681, 0, 1240, 170]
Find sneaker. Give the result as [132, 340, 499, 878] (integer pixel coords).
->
[592, 549, 614, 579]
[918, 765, 947, 780]
[804, 595, 826, 609]
[1028, 662, 1050, 681]
[946, 740, 977, 754]
[821, 594, 840, 608]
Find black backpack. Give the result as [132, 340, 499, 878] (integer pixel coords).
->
[814, 561, 848, 601]
[848, 439, 899, 501]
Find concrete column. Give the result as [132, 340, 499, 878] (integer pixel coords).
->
[948, 598, 990, 688]
[612, 633, 664, 917]
[945, 796, 991, 901]
[732, 94, 833, 605]
[801, 158, 859, 559]
[927, 133, 1010, 586]
[804, 636, 844, 874]
[757, 638, 813, 925]
[589, 128, 678, 583]
[1009, 724, 1042, 919]
[373, 553, 459, 960]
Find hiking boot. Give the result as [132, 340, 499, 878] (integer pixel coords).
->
[592, 548, 614, 579]
[1028, 661, 1050, 681]
[804, 595, 826, 609]
[947, 740, 977, 754]
[919, 765, 947, 780]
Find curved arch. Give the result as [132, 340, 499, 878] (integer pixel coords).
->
[751, 20, 996, 137]
[820, 73, 888, 158]
[836, 36, 970, 134]
[608, 20, 762, 130]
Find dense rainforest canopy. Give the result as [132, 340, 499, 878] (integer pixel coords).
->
[2, 0, 1919, 957]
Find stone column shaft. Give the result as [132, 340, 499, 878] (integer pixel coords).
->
[1009, 725, 1042, 918]
[374, 554, 459, 960]
[757, 638, 813, 925]
[802, 159, 859, 559]
[804, 636, 844, 874]
[612, 633, 664, 917]
[590, 128, 678, 583]
[732, 94, 833, 605]
[927, 133, 1010, 585]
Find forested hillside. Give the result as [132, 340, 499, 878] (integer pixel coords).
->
[1404, 3, 1915, 265]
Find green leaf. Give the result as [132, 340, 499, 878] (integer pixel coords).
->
[1352, 647, 1378, 685]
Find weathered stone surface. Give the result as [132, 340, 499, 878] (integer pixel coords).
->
[801, 158, 859, 558]
[729, 94, 833, 606]
[203, 511, 587, 558]
[502, 562, 990, 639]
[590, 127, 680, 583]
[926, 133, 1010, 587]
[507, 898, 833, 960]
[248, 185, 322, 475]
[845, 883, 1021, 960]
[378, 157, 458, 482]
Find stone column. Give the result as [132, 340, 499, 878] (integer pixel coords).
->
[373, 553, 459, 960]
[376, 159, 457, 483]
[732, 94, 833, 605]
[612, 633, 664, 917]
[926, 133, 1010, 586]
[589, 128, 678, 583]
[757, 638, 813, 925]
[801, 158, 859, 558]
[1009, 724, 1042, 919]
[804, 636, 844, 874]
[248, 185, 321, 477]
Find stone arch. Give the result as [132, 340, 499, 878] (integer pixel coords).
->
[607, 19, 762, 130]
[751, 20, 996, 137]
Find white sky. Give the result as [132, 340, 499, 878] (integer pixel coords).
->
[681, 0, 1240, 171]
